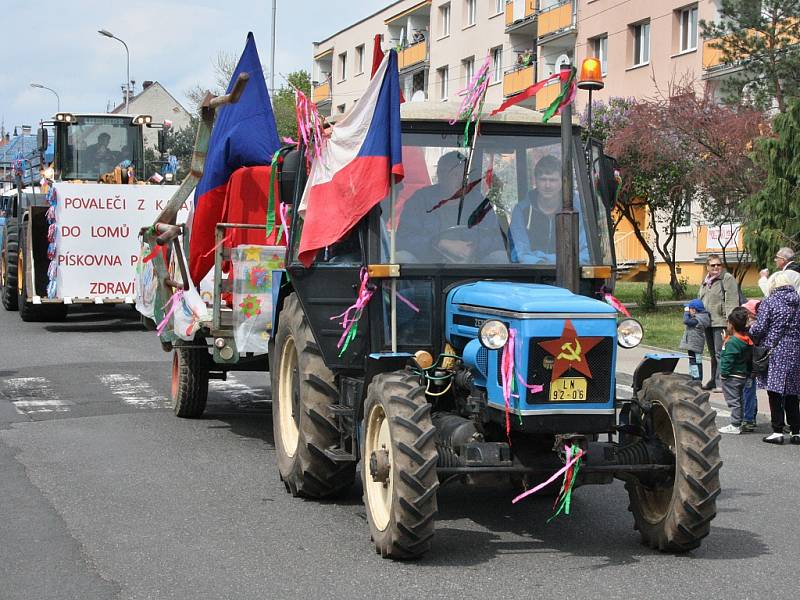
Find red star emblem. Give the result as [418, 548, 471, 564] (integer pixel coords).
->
[538, 320, 604, 381]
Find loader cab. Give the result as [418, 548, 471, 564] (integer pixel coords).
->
[48, 113, 147, 181]
[284, 103, 616, 370]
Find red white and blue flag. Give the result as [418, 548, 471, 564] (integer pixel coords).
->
[189, 32, 280, 282]
[298, 50, 404, 267]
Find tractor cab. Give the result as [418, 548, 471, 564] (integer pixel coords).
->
[41, 112, 153, 182]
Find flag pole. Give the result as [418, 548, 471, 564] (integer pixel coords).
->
[390, 173, 398, 353]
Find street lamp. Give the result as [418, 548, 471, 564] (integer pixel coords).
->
[30, 83, 61, 112]
[98, 28, 131, 113]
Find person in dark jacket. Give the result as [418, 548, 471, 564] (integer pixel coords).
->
[698, 254, 741, 391]
[679, 299, 709, 381]
[718, 307, 754, 434]
[749, 272, 800, 445]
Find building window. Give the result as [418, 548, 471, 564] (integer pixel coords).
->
[495, 0, 504, 14]
[338, 52, 348, 80]
[466, 0, 476, 26]
[593, 34, 608, 74]
[679, 193, 692, 227]
[440, 3, 451, 37]
[632, 21, 650, 66]
[462, 56, 475, 84]
[491, 46, 503, 83]
[679, 6, 698, 52]
[438, 66, 449, 100]
[355, 44, 365, 74]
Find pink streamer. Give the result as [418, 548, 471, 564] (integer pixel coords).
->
[512, 446, 585, 504]
[330, 268, 375, 349]
[156, 290, 185, 336]
[450, 55, 493, 125]
[604, 293, 631, 317]
[395, 290, 420, 313]
[278, 202, 290, 244]
[500, 328, 517, 442]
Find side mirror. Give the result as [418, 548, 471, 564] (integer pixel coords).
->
[157, 129, 167, 155]
[37, 128, 48, 153]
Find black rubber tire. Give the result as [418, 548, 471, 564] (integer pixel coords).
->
[271, 293, 355, 498]
[17, 226, 67, 323]
[362, 369, 439, 559]
[1, 216, 19, 311]
[170, 347, 209, 418]
[626, 372, 722, 552]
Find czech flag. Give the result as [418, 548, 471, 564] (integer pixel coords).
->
[298, 50, 404, 267]
[189, 32, 280, 283]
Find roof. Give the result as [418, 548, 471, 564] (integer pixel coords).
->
[0, 135, 37, 164]
[314, 0, 405, 46]
[109, 81, 190, 117]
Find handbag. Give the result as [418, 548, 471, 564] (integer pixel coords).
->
[752, 304, 799, 376]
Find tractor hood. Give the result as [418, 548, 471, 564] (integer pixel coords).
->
[447, 281, 616, 315]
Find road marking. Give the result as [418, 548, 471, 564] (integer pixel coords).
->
[209, 375, 268, 408]
[2, 377, 73, 414]
[98, 374, 168, 409]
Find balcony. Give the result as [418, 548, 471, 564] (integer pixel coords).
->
[503, 65, 536, 97]
[312, 80, 331, 104]
[398, 41, 428, 71]
[537, 1, 574, 39]
[535, 79, 561, 111]
[505, 0, 538, 35]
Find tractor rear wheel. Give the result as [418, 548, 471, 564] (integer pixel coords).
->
[271, 294, 355, 498]
[1, 216, 19, 311]
[626, 372, 721, 552]
[171, 346, 209, 418]
[362, 370, 438, 559]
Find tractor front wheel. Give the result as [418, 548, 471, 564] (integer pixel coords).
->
[362, 370, 439, 559]
[1, 216, 19, 311]
[626, 372, 721, 552]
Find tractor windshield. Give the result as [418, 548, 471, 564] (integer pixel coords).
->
[380, 131, 608, 266]
[56, 116, 144, 181]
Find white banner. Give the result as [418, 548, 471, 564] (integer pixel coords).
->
[707, 223, 740, 250]
[53, 183, 191, 300]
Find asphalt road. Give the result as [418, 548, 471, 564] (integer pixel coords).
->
[0, 305, 794, 600]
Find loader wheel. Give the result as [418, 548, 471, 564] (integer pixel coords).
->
[626, 372, 721, 552]
[272, 294, 355, 498]
[362, 370, 439, 559]
[17, 226, 67, 322]
[1, 217, 19, 311]
[171, 346, 209, 418]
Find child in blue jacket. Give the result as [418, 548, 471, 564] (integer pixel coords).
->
[680, 299, 710, 381]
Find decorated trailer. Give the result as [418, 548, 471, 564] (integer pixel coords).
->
[0, 112, 181, 321]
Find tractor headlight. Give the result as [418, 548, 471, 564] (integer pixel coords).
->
[479, 320, 509, 350]
[617, 318, 643, 349]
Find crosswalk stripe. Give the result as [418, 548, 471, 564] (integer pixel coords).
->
[98, 373, 169, 409]
[3, 377, 73, 414]
[209, 375, 268, 406]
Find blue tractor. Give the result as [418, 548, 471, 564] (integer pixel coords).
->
[269, 103, 721, 559]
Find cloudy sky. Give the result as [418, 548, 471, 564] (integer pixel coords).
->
[1, 0, 378, 133]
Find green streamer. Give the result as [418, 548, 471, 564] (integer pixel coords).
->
[542, 67, 576, 123]
[266, 150, 281, 239]
[337, 321, 359, 357]
[547, 443, 583, 523]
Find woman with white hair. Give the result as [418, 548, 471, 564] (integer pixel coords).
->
[749, 271, 800, 444]
[758, 246, 800, 296]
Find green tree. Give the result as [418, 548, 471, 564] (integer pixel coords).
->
[700, 0, 800, 112]
[743, 98, 800, 266]
[272, 70, 311, 141]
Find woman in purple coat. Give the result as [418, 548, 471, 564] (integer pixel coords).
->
[749, 272, 800, 445]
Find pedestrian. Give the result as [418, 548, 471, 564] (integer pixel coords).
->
[697, 254, 741, 391]
[740, 299, 761, 432]
[748, 272, 800, 445]
[758, 247, 800, 296]
[679, 299, 709, 382]
[718, 307, 754, 435]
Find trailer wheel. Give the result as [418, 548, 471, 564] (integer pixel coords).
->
[17, 226, 67, 322]
[1, 216, 19, 311]
[272, 294, 355, 498]
[170, 347, 209, 418]
[626, 372, 721, 552]
[362, 370, 438, 559]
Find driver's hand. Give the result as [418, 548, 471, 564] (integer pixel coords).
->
[437, 239, 473, 263]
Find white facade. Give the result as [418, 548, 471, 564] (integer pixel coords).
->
[111, 81, 191, 149]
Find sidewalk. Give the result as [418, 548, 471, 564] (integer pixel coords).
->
[616, 344, 770, 419]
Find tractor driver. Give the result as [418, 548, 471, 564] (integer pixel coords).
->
[85, 132, 117, 174]
[395, 151, 504, 263]
[508, 154, 589, 264]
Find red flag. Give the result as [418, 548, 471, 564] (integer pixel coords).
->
[372, 34, 405, 102]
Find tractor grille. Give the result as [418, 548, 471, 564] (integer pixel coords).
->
[498, 337, 614, 404]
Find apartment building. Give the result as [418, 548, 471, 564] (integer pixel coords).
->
[311, 0, 757, 284]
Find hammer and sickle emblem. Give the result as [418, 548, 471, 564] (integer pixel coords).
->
[557, 339, 582, 362]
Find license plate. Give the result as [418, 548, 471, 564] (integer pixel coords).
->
[549, 377, 588, 402]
